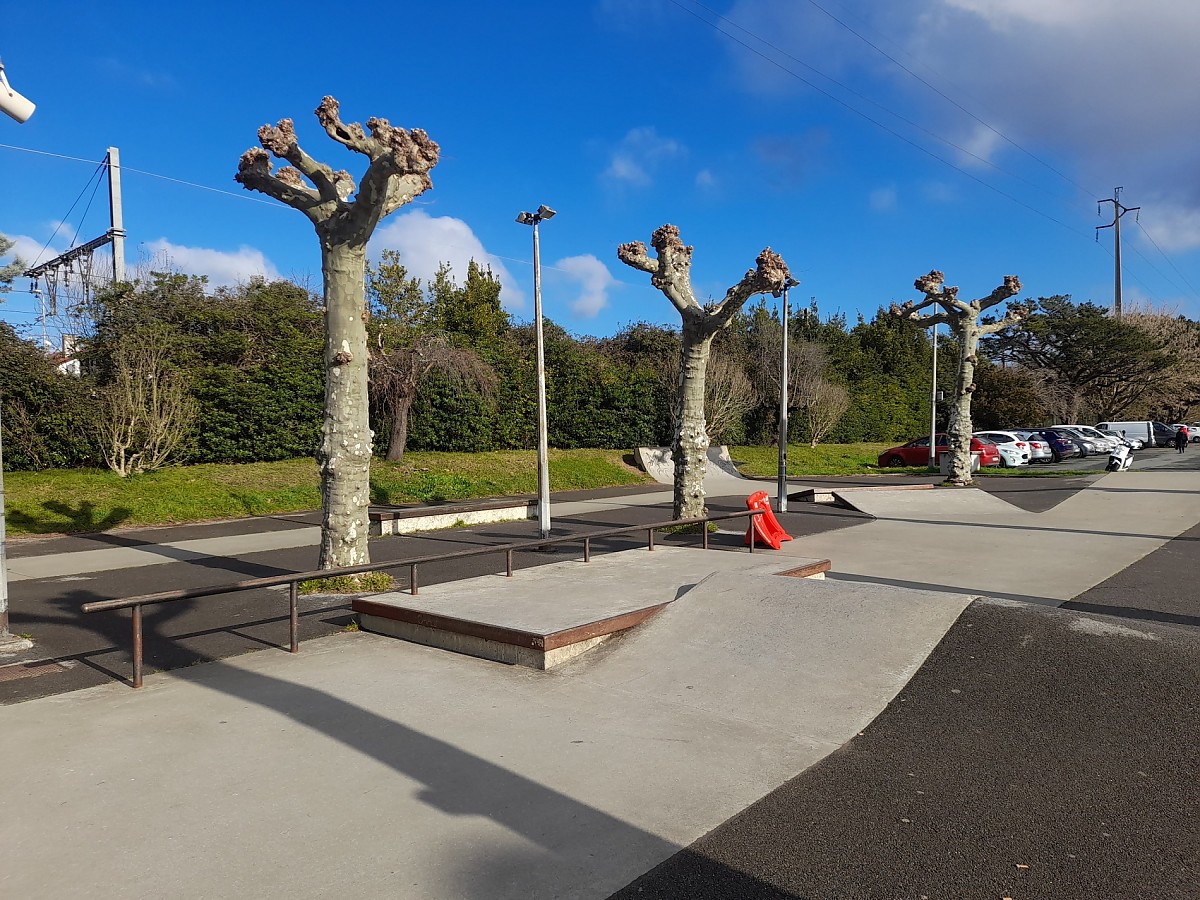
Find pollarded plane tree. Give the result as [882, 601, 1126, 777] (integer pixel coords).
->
[618, 225, 793, 519]
[891, 270, 1026, 485]
[236, 97, 439, 569]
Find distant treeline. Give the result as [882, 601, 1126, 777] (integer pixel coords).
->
[1, 264, 1195, 472]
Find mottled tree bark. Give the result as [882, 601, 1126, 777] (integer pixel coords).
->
[318, 241, 372, 566]
[236, 97, 439, 568]
[891, 271, 1026, 485]
[618, 225, 792, 519]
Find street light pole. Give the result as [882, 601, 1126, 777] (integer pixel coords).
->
[928, 322, 939, 468]
[516, 205, 556, 539]
[777, 276, 799, 512]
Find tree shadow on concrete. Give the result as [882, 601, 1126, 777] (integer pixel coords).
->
[154, 647, 805, 900]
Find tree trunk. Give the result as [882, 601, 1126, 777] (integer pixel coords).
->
[673, 321, 715, 519]
[385, 394, 411, 462]
[945, 322, 981, 485]
[317, 242, 373, 569]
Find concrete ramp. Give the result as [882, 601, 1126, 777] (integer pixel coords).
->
[833, 486, 1026, 520]
[572, 570, 973, 743]
[635, 445, 765, 494]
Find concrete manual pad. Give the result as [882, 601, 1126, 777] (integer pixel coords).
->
[0, 551, 972, 900]
[355, 547, 823, 668]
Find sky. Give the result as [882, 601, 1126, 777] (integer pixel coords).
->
[3, 0, 1200, 348]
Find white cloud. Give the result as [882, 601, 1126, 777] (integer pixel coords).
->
[144, 239, 280, 285]
[371, 209, 526, 310]
[943, 0, 1106, 31]
[8, 234, 61, 269]
[603, 127, 684, 187]
[869, 186, 898, 212]
[696, 168, 718, 190]
[724, 2, 1200, 213]
[1136, 201, 1200, 254]
[552, 254, 617, 318]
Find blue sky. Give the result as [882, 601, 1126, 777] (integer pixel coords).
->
[3, 0, 1200, 347]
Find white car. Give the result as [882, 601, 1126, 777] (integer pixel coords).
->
[1100, 429, 1143, 450]
[974, 430, 1031, 467]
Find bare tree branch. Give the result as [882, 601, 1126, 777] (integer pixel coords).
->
[235, 148, 323, 216]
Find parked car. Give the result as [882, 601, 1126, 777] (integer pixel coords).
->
[877, 434, 1002, 468]
[1034, 429, 1078, 462]
[1061, 425, 1117, 453]
[973, 430, 1031, 467]
[1096, 420, 1156, 447]
[1099, 428, 1144, 450]
[1009, 430, 1054, 462]
[1191, 424, 1200, 443]
[1152, 421, 1177, 447]
[1051, 427, 1097, 457]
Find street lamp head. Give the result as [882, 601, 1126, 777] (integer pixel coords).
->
[785, 276, 800, 288]
[516, 211, 534, 225]
[0, 60, 36, 124]
[536, 205, 556, 220]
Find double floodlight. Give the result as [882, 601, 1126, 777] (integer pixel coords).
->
[515, 205, 556, 225]
[0, 59, 35, 124]
[772, 275, 800, 298]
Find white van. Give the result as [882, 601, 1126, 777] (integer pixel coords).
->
[1095, 420, 1174, 447]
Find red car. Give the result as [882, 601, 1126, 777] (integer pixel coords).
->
[877, 434, 1002, 468]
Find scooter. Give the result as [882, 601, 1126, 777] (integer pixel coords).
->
[1106, 442, 1133, 472]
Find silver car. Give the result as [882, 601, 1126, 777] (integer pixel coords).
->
[1010, 430, 1054, 462]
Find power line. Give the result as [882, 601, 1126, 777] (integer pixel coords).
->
[27, 157, 106, 269]
[1132, 217, 1200, 301]
[663, 0, 1089, 239]
[670, 0, 1200, 310]
[797, 0, 1096, 199]
[0, 141, 285, 209]
[679, 0, 1079, 204]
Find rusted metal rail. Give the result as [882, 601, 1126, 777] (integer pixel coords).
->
[82, 509, 765, 688]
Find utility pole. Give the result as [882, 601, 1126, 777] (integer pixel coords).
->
[107, 146, 126, 282]
[1097, 187, 1139, 318]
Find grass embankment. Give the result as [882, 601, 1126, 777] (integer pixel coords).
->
[5, 450, 651, 537]
[731, 443, 893, 477]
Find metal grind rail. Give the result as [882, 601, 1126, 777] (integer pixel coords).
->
[81, 509, 767, 688]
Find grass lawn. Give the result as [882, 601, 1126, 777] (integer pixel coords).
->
[4, 450, 652, 537]
[731, 443, 894, 477]
[4, 443, 1094, 537]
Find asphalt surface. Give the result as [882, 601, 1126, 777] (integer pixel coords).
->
[606, 492, 1200, 900]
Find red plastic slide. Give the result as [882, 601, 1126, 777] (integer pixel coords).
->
[743, 490, 793, 550]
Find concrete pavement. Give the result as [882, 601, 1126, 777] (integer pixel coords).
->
[1, 549, 973, 900]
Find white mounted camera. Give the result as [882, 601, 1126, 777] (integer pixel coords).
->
[0, 60, 36, 123]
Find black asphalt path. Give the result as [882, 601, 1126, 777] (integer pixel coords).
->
[607, 477, 1200, 900]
